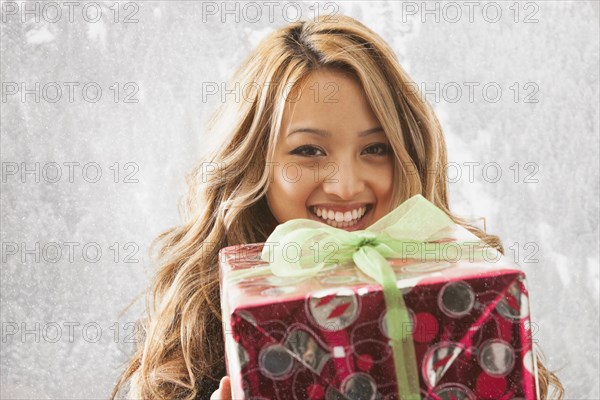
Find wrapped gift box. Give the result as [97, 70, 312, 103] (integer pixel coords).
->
[219, 243, 540, 400]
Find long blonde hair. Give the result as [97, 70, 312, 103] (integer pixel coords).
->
[111, 14, 564, 400]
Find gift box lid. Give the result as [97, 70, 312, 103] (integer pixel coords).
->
[219, 243, 524, 310]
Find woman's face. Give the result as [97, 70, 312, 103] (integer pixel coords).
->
[266, 69, 394, 232]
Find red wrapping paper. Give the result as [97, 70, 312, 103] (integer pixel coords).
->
[219, 243, 540, 400]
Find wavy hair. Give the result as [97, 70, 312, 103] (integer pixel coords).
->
[111, 14, 564, 399]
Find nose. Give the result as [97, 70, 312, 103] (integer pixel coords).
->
[321, 159, 366, 199]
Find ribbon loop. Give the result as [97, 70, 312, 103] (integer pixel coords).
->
[353, 230, 379, 249]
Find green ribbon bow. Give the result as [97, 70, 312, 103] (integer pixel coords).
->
[229, 194, 498, 399]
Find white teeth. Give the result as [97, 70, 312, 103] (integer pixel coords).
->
[311, 205, 370, 228]
[343, 211, 352, 222]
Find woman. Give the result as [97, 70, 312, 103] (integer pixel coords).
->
[111, 14, 564, 400]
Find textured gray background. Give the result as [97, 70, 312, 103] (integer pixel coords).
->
[1, 1, 598, 398]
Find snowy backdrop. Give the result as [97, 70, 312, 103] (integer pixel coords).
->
[1, 1, 598, 398]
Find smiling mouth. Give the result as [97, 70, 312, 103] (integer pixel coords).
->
[309, 204, 374, 229]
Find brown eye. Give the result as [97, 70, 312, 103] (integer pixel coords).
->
[363, 143, 390, 156]
[290, 145, 325, 157]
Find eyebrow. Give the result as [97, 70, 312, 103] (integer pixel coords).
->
[286, 127, 384, 138]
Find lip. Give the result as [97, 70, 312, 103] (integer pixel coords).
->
[307, 204, 374, 232]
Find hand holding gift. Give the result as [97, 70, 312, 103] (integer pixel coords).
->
[210, 377, 231, 400]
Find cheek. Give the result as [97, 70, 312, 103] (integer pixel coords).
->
[268, 166, 317, 219]
[370, 165, 394, 215]
[272, 167, 316, 198]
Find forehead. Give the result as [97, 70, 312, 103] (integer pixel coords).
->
[280, 69, 381, 136]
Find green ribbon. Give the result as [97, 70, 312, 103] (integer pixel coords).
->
[228, 194, 499, 399]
